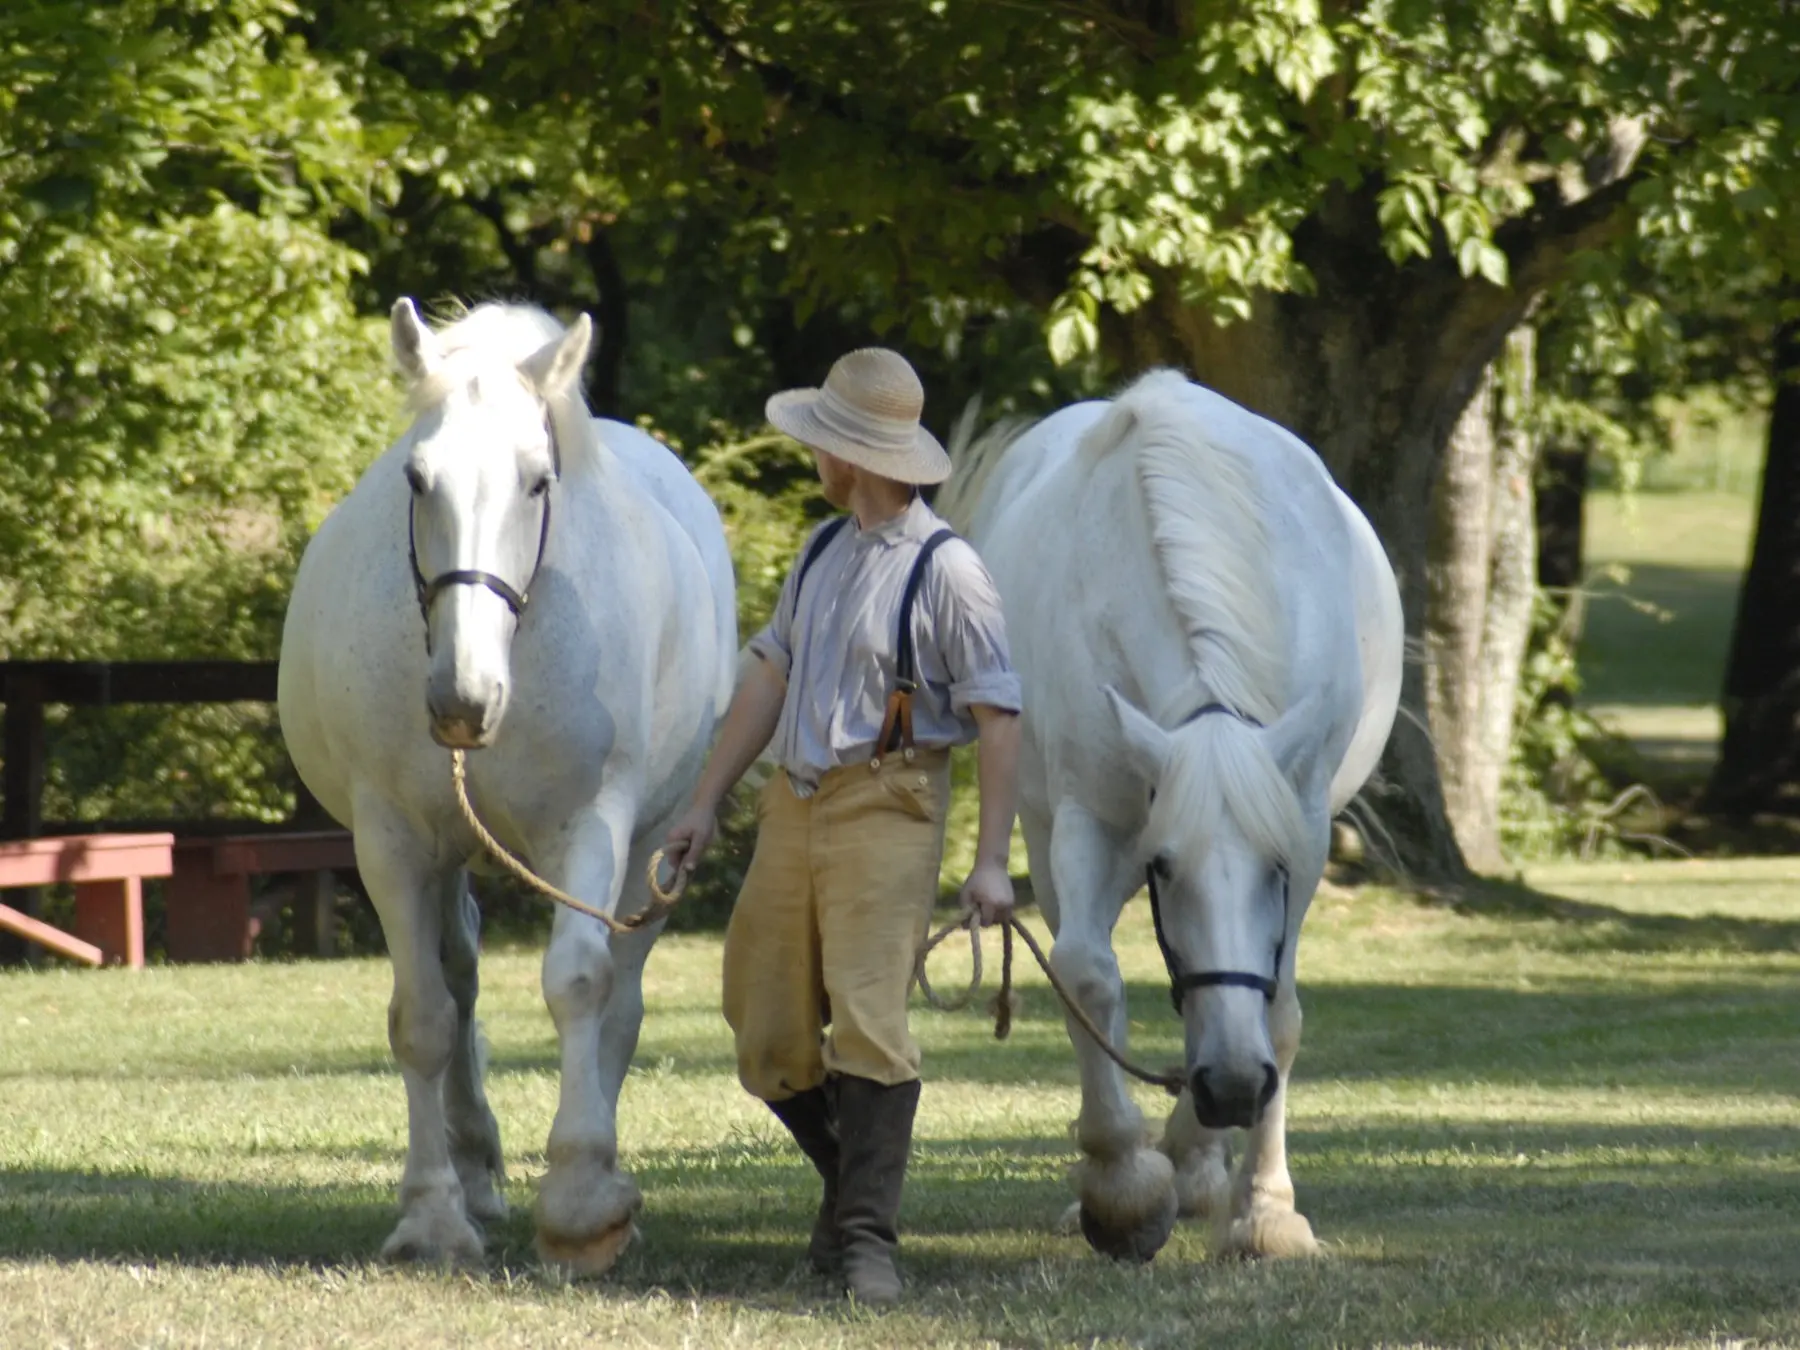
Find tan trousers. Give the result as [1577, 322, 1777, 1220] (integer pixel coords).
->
[722, 750, 951, 1102]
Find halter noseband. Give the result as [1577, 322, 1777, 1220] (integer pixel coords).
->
[407, 414, 561, 652]
[1145, 702, 1291, 1010]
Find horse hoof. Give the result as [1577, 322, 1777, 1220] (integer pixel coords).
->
[1073, 1146, 1177, 1262]
[1217, 1204, 1319, 1260]
[380, 1208, 486, 1267]
[1169, 1147, 1231, 1221]
[464, 1185, 509, 1226]
[1079, 1193, 1177, 1263]
[536, 1217, 638, 1277]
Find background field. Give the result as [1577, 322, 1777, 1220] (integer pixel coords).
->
[5, 858, 1798, 1349]
[1579, 394, 1765, 798]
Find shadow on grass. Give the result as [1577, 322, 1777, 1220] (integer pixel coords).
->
[4, 1117, 1797, 1283]
[1445, 874, 1800, 954]
[1578, 562, 1742, 709]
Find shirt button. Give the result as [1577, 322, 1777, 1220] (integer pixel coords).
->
[917, 775, 929, 787]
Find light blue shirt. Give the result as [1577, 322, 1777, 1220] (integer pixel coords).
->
[749, 498, 1023, 793]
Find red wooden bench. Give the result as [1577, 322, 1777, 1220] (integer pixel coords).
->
[0, 833, 174, 968]
[166, 830, 357, 962]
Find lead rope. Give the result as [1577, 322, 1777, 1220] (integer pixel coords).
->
[914, 910, 1184, 1095]
[454, 747, 1180, 1094]
[449, 749, 682, 934]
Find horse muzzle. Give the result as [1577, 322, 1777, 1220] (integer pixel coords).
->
[427, 681, 506, 749]
[1190, 1060, 1279, 1130]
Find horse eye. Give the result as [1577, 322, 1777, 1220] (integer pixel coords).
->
[404, 465, 425, 495]
[529, 475, 552, 498]
[1152, 854, 1172, 881]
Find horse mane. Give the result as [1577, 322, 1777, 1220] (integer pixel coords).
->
[937, 396, 1035, 537]
[404, 302, 591, 425]
[1150, 714, 1312, 872]
[1081, 369, 1284, 728]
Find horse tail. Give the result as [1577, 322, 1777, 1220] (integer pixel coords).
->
[936, 395, 1034, 538]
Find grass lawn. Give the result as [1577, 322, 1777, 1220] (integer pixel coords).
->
[1580, 491, 1754, 795]
[5, 860, 1799, 1348]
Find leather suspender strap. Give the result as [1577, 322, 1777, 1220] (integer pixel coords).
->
[873, 528, 957, 768]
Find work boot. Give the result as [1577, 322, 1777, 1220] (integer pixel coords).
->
[833, 1075, 920, 1304]
[766, 1085, 841, 1275]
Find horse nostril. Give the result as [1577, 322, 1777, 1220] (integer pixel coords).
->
[1259, 1062, 1279, 1111]
[1190, 1069, 1215, 1122]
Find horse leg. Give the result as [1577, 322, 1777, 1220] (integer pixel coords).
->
[355, 795, 485, 1266]
[1039, 800, 1179, 1263]
[441, 871, 506, 1225]
[593, 837, 663, 1108]
[533, 805, 642, 1276]
[1157, 1091, 1233, 1222]
[1216, 977, 1318, 1259]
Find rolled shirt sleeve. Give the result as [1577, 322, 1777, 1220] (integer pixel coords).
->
[927, 539, 1024, 715]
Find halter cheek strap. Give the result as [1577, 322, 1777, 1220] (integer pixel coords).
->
[407, 416, 561, 653]
[1143, 702, 1291, 1009]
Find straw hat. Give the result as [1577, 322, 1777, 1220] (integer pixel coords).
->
[765, 348, 951, 485]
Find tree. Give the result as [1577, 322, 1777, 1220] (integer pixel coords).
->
[1706, 306, 1800, 818]
[0, 0, 398, 826]
[1426, 328, 1539, 871]
[463, 0, 1796, 883]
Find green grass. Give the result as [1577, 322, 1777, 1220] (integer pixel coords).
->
[1574, 389, 1764, 793]
[1579, 492, 1754, 792]
[6, 861, 1800, 1348]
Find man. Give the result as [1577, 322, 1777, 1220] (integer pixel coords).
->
[663, 347, 1023, 1303]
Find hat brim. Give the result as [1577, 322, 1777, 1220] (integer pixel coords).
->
[765, 388, 952, 486]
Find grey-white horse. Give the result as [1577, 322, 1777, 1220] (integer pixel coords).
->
[939, 371, 1402, 1262]
[278, 300, 735, 1271]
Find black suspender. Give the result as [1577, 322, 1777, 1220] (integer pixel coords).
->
[792, 515, 850, 601]
[789, 516, 960, 769]
[875, 527, 957, 764]
[894, 529, 957, 694]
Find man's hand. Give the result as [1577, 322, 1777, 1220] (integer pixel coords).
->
[663, 803, 719, 879]
[959, 858, 1016, 927]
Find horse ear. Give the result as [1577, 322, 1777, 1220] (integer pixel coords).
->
[1263, 689, 1328, 795]
[390, 298, 439, 382]
[1102, 686, 1170, 787]
[522, 314, 593, 400]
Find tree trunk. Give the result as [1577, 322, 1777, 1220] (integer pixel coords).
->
[1420, 330, 1540, 872]
[1703, 316, 1800, 817]
[1426, 362, 1501, 868]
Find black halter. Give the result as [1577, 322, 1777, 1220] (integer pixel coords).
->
[1145, 702, 1291, 1010]
[407, 415, 561, 652]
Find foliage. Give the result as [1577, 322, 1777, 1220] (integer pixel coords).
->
[521, 0, 1800, 364]
[1501, 592, 1640, 860]
[0, 0, 403, 822]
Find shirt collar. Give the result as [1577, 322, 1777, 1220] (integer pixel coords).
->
[853, 494, 935, 549]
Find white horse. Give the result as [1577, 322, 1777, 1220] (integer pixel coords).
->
[939, 370, 1402, 1262]
[278, 299, 735, 1271]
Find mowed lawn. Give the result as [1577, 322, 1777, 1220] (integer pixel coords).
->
[4, 861, 1799, 1349]
[1579, 490, 1753, 792]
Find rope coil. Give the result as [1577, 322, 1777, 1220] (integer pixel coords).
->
[915, 910, 1184, 1095]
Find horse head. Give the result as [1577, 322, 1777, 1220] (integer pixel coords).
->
[389, 297, 591, 749]
[1104, 686, 1328, 1130]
